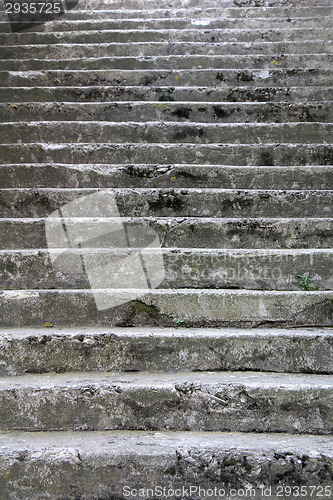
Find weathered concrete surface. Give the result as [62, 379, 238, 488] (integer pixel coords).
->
[1, 4, 332, 24]
[1, 249, 333, 291]
[2, 85, 332, 103]
[0, 430, 332, 499]
[3, 54, 333, 71]
[1, 16, 332, 35]
[0, 188, 331, 218]
[1, 67, 333, 87]
[2, 122, 332, 145]
[1, 217, 332, 250]
[1, 143, 333, 166]
[1, 164, 332, 190]
[0, 371, 332, 433]
[2, 40, 332, 59]
[0, 327, 332, 376]
[0, 289, 332, 327]
[1, 28, 332, 45]
[3, 101, 333, 123]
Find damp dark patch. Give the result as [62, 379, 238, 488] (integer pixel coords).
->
[139, 74, 158, 86]
[171, 107, 191, 119]
[148, 190, 184, 212]
[212, 106, 232, 119]
[172, 127, 205, 140]
[216, 72, 225, 82]
[259, 151, 274, 166]
[236, 71, 255, 82]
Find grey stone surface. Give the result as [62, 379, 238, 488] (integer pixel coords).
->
[0, 289, 332, 327]
[0, 0, 332, 493]
[1, 164, 332, 190]
[1, 249, 333, 290]
[1, 217, 332, 250]
[0, 187, 331, 218]
[1, 121, 332, 145]
[0, 327, 332, 375]
[0, 430, 332, 499]
[2, 101, 333, 123]
[2, 85, 332, 103]
[0, 371, 332, 433]
[1, 143, 333, 166]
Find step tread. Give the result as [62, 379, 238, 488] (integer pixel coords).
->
[0, 369, 332, 389]
[1, 325, 333, 339]
[1, 429, 333, 453]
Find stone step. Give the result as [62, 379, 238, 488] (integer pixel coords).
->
[1, 68, 332, 88]
[0, 187, 331, 218]
[1, 143, 332, 166]
[2, 85, 332, 104]
[0, 288, 332, 327]
[2, 217, 332, 250]
[1, 164, 332, 190]
[1, 16, 332, 33]
[0, 370, 332, 433]
[0, 430, 332, 499]
[66, 0, 333, 6]
[1, 28, 332, 45]
[45, 0, 333, 7]
[2, 4, 330, 20]
[1, 326, 332, 375]
[2, 41, 332, 59]
[3, 101, 333, 124]
[1, 0, 331, 12]
[0, 6, 331, 24]
[1, 122, 332, 145]
[1, 248, 332, 291]
[2, 54, 333, 72]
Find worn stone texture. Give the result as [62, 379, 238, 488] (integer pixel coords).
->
[0, 431, 332, 499]
[0, 0, 332, 495]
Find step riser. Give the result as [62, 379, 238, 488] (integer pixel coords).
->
[0, 431, 332, 500]
[2, 69, 332, 88]
[0, 189, 331, 218]
[0, 290, 332, 327]
[1, 328, 332, 375]
[14, 0, 331, 8]
[0, 375, 331, 433]
[2, 5, 331, 20]
[2, 86, 332, 103]
[2, 122, 332, 145]
[2, 218, 331, 250]
[2, 41, 332, 58]
[1, 144, 332, 166]
[1, 28, 332, 45]
[3, 102, 333, 124]
[3, 54, 333, 71]
[1, 18, 332, 33]
[1, 250, 332, 291]
[2, 21, 333, 38]
[1, 165, 332, 190]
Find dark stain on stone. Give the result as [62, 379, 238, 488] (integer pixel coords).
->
[124, 165, 156, 178]
[259, 151, 274, 166]
[139, 74, 158, 86]
[216, 72, 225, 81]
[148, 190, 184, 212]
[227, 87, 278, 103]
[171, 107, 191, 119]
[236, 71, 255, 82]
[172, 126, 205, 140]
[212, 106, 231, 119]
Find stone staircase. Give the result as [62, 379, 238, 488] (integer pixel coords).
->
[0, 0, 333, 498]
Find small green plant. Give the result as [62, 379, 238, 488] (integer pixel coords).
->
[297, 274, 313, 291]
[176, 317, 184, 325]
